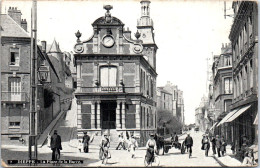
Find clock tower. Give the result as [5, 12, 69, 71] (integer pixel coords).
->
[137, 0, 157, 70]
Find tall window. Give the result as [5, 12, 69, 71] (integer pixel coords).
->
[100, 66, 117, 86]
[250, 60, 253, 88]
[8, 77, 21, 101]
[224, 56, 231, 66]
[224, 99, 232, 112]
[248, 16, 253, 44]
[224, 77, 232, 94]
[237, 76, 240, 96]
[240, 71, 243, 94]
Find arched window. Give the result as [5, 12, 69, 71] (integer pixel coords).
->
[100, 66, 117, 87]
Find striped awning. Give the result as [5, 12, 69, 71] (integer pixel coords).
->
[226, 104, 252, 123]
[216, 109, 240, 127]
[209, 122, 218, 131]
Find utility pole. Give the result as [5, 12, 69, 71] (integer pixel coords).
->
[29, 0, 38, 161]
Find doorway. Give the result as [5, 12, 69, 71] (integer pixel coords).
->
[101, 101, 117, 129]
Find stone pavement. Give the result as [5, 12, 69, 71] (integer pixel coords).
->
[212, 145, 242, 167]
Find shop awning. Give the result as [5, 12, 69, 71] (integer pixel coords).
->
[209, 122, 218, 131]
[216, 109, 240, 127]
[226, 104, 252, 123]
[253, 113, 258, 125]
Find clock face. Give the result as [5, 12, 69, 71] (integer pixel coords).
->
[102, 35, 115, 48]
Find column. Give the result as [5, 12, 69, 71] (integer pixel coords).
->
[76, 62, 82, 92]
[77, 100, 82, 129]
[97, 101, 101, 129]
[91, 101, 96, 129]
[122, 101, 126, 129]
[136, 102, 141, 129]
[116, 101, 121, 129]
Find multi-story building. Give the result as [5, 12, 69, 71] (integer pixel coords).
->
[156, 87, 172, 112]
[195, 96, 208, 132]
[162, 81, 185, 124]
[74, 1, 157, 146]
[1, 7, 73, 144]
[210, 44, 233, 141]
[228, 1, 258, 147]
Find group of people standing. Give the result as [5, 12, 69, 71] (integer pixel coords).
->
[201, 134, 226, 157]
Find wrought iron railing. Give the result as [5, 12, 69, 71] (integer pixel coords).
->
[1, 92, 29, 102]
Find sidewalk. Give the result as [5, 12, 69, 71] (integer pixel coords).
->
[213, 145, 242, 167]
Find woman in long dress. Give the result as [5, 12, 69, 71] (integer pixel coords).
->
[47, 133, 51, 147]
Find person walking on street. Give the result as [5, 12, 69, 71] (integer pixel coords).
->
[220, 136, 227, 156]
[51, 130, 62, 161]
[82, 132, 90, 153]
[210, 135, 216, 155]
[216, 135, 221, 157]
[129, 135, 138, 158]
[171, 132, 179, 148]
[202, 135, 210, 157]
[145, 133, 157, 164]
[184, 134, 193, 156]
[99, 132, 111, 164]
[116, 134, 126, 150]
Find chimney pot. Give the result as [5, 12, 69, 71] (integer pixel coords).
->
[41, 41, 47, 53]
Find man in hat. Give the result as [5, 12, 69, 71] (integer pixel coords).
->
[184, 133, 193, 156]
[51, 130, 62, 161]
[82, 132, 90, 153]
[215, 135, 221, 157]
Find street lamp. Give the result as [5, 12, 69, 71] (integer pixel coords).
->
[38, 64, 49, 82]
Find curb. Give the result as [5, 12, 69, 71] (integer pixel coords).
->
[212, 155, 228, 167]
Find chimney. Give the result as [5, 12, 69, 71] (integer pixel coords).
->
[21, 19, 27, 31]
[124, 27, 131, 39]
[41, 41, 47, 53]
[8, 7, 22, 26]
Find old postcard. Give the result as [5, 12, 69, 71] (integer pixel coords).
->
[0, 0, 258, 167]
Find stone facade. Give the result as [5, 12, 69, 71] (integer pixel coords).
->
[229, 1, 258, 147]
[156, 87, 173, 112]
[1, 9, 73, 144]
[74, 1, 157, 146]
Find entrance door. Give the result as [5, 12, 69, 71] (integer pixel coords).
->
[101, 101, 117, 129]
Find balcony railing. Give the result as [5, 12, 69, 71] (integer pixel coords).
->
[1, 92, 29, 102]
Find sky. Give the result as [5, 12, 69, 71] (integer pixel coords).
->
[1, 0, 233, 125]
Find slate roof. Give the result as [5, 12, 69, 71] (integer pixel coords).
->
[48, 39, 62, 53]
[0, 14, 30, 38]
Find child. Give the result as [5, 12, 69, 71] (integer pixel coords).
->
[78, 140, 83, 152]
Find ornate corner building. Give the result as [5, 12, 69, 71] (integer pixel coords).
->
[73, 1, 157, 146]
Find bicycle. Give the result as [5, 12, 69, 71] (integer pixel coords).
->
[144, 154, 160, 167]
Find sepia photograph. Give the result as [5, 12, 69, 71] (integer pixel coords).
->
[0, 0, 258, 167]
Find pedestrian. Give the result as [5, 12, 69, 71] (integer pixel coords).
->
[171, 132, 179, 148]
[210, 135, 216, 155]
[51, 130, 62, 161]
[78, 140, 83, 152]
[216, 135, 221, 157]
[242, 149, 256, 166]
[184, 133, 193, 156]
[129, 135, 138, 158]
[99, 132, 111, 163]
[116, 135, 126, 150]
[47, 133, 51, 148]
[202, 135, 210, 157]
[220, 136, 227, 156]
[82, 132, 90, 153]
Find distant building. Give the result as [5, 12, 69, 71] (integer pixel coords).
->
[160, 81, 185, 124]
[195, 96, 208, 132]
[157, 87, 172, 112]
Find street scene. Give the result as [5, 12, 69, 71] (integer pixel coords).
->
[0, 0, 258, 167]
